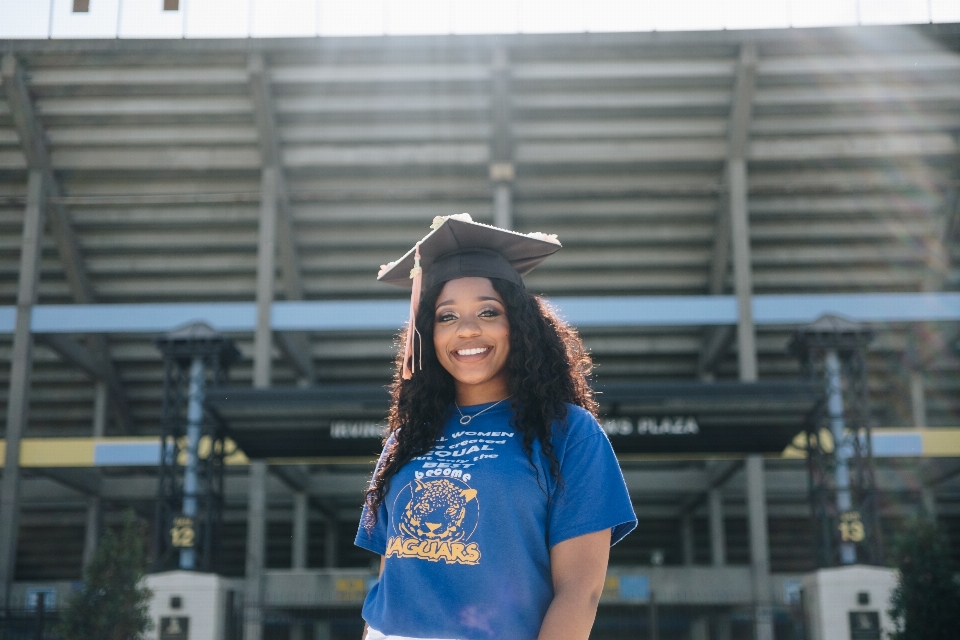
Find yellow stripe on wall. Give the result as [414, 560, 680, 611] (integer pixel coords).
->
[20, 438, 95, 467]
[0, 430, 956, 468]
[920, 429, 960, 457]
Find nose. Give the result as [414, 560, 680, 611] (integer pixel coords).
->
[456, 317, 481, 337]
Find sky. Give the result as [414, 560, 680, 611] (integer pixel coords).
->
[0, 0, 958, 39]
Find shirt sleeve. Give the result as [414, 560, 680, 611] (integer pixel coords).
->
[547, 421, 637, 548]
[353, 440, 393, 555]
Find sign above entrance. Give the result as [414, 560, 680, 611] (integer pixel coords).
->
[208, 381, 820, 459]
[602, 416, 700, 437]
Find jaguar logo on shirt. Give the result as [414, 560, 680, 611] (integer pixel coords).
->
[386, 477, 481, 565]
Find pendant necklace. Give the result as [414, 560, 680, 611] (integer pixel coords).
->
[455, 396, 511, 425]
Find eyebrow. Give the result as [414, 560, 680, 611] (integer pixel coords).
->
[435, 296, 502, 308]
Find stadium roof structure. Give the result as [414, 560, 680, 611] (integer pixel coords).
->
[0, 23, 959, 438]
[2, 23, 960, 586]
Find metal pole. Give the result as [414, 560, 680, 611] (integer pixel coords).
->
[180, 355, 205, 570]
[0, 170, 46, 611]
[825, 349, 856, 564]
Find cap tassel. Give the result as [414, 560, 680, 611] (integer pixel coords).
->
[402, 243, 423, 380]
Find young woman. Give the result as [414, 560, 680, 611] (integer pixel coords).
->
[356, 214, 636, 640]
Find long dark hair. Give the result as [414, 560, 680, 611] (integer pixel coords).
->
[363, 278, 597, 524]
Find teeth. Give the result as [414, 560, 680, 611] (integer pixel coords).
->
[457, 347, 489, 356]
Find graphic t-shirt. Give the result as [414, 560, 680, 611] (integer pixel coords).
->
[354, 402, 637, 640]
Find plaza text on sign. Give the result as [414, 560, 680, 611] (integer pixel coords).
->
[598, 413, 791, 455]
[601, 416, 700, 437]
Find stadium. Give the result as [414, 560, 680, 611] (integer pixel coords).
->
[0, 1, 959, 639]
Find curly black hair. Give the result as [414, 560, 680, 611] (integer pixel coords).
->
[363, 277, 597, 525]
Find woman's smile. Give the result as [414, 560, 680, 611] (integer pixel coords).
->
[433, 277, 511, 405]
[452, 345, 495, 364]
[455, 346, 491, 357]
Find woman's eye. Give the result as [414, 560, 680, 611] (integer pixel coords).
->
[436, 312, 457, 323]
[478, 308, 500, 318]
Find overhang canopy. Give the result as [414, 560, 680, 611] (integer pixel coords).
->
[208, 381, 821, 459]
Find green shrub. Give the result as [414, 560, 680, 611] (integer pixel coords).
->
[57, 510, 153, 640]
[888, 517, 960, 640]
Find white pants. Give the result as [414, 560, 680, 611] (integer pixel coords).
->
[366, 628, 458, 640]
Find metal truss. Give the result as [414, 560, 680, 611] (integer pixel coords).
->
[790, 315, 883, 568]
[153, 324, 238, 573]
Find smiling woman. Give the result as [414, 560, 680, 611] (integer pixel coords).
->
[355, 215, 637, 640]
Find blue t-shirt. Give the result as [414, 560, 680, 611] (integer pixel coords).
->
[354, 402, 637, 640]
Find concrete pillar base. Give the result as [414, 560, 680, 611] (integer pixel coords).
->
[314, 620, 332, 640]
[714, 614, 732, 640]
[690, 615, 708, 640]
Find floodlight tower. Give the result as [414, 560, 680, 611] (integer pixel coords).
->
[154, 322, 239, 572]
[789, 315, 882, 567]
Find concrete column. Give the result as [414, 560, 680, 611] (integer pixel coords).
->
[244, 461, 267, 640]
[92, 382, 107, 438]
[290, 622, 309, 640]
[921, 487, 937, 521]
[729, 129, 765, 640]
[82, 496, 101, 567]
[245, 166, 278, 640]
[324, 515, 338, 569]
[746, 455, 773, 640]
[708, 487, 726, 566]
[690, 616, 709, 640]
[681, 514, 694, 566]
[292, 491, 308, 570]
[728, 158, 757, 383]
[0, 170, 46, 608]
[253, 166, 278, 389]
[493, 182, 512, 230]
[314, 621, 331, 640]
[909, 371, 927, 428]
[715, 615, 732, 640]
[490, 47, 514, 232]
[83, 381, 107, 567]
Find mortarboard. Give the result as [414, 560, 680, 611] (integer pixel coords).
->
[377, 213, 562, 379]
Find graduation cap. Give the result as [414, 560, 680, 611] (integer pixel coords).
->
[377, 213, 562, 379]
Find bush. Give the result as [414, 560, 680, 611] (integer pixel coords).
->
[888, 517, 960, 640]
[57, 510, 153, 640]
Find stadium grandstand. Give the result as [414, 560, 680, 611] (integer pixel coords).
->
[0, 1, 959, 639]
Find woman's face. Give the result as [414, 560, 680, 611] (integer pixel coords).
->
[433, 277, 511, 404]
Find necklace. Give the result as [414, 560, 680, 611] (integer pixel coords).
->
[454, 396, 511, 425]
